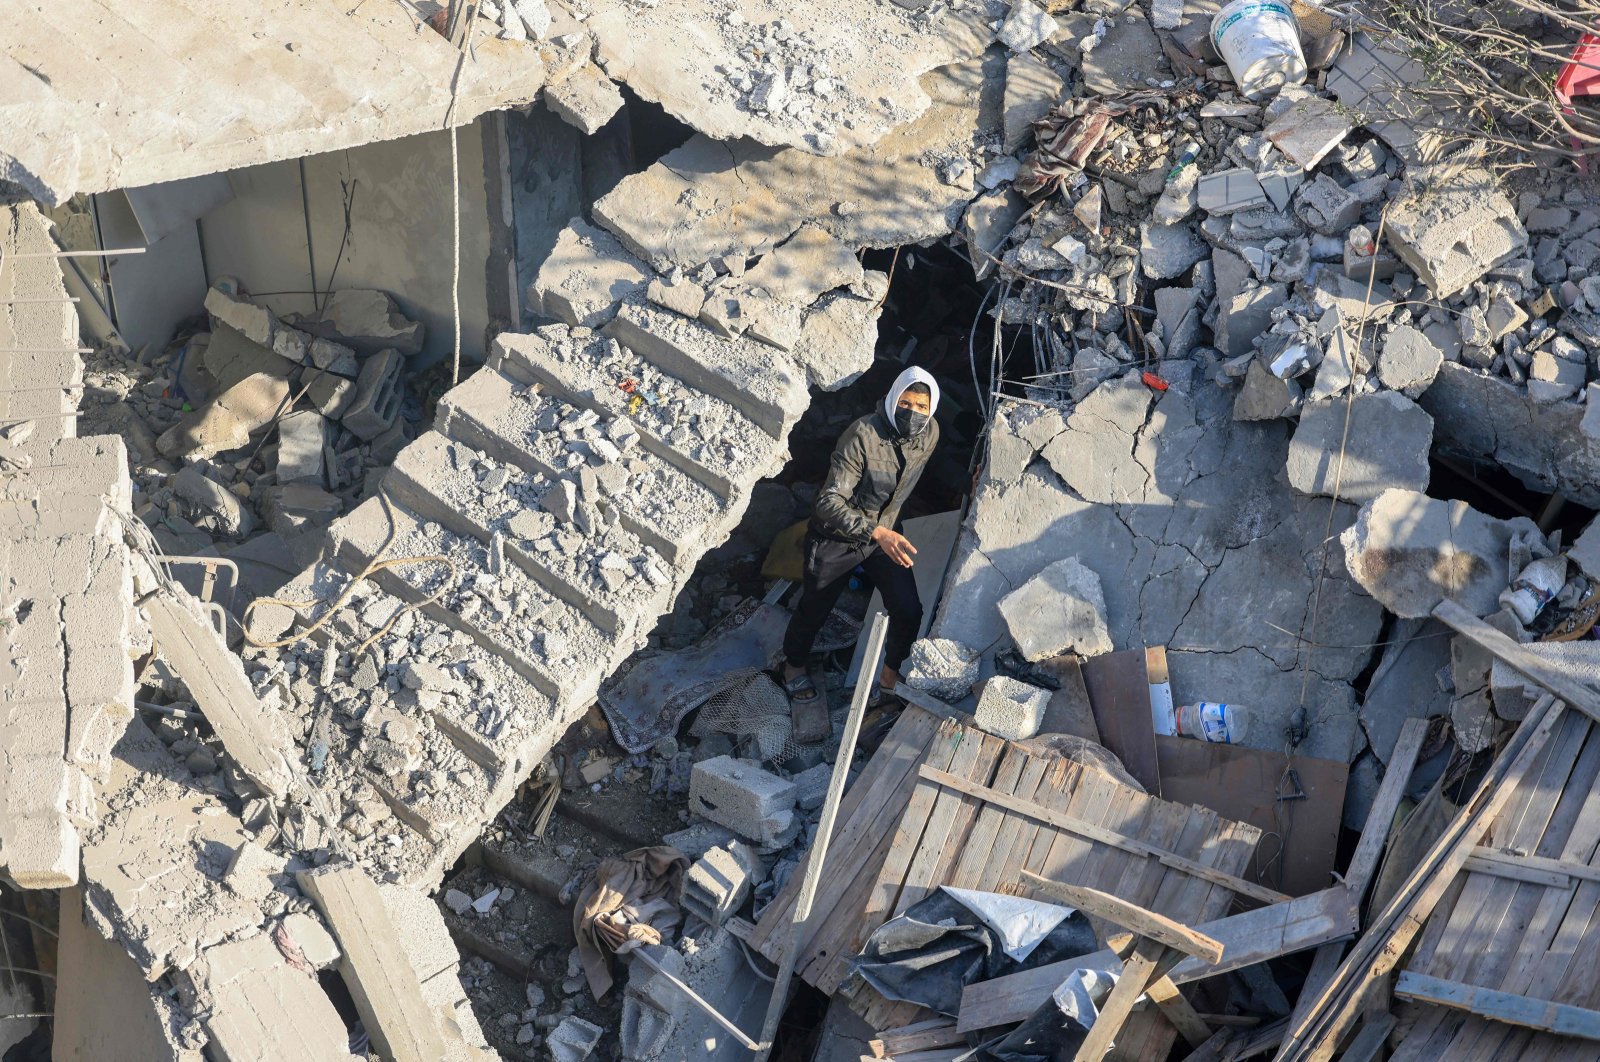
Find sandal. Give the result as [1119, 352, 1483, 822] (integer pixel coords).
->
[783, 671, 820, 704]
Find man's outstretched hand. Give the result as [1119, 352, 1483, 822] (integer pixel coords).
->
[872, 526, 918, 568]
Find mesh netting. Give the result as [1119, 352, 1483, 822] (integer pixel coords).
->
[690, 669, 825, 765]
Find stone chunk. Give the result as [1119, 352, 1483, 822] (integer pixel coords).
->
[1528, 345, 1586, 404]
[276, 409, 327, 485]
[1341, 489, 1541, 618]
[534, 220, 650, 328]
[296, 289, 424, 358]
[203, 324, 298, 392]
[903, 638, 982, 702]
[281, 912, 341, 969]
[1234, 358, 1299, 421]
[173, 465, 255, 537]
[741, 225, 863, 305]
[1295, 174, 1360, 235]
[997, 557, 1113, 661]
[1004, 53, 1064, 153]
[1140, 220, 1209, 279]
[1385, 167, 1529, 297]
[963, 189, 1028, 280]
[157, 372, 292, 458]
[546, 64, 625, 134]
[646, 275, 706, 320]
[688, 757, 796, 845]
[974, 677, 1050, 741]
[1378, 324, 1444, 398]
[198, 934, 350, 1061]
[998, 0, 1058, 52]
[1287, 393, 1432, 502]
[1217, 283, 1288, 359]
[681, 842, 761, 928]
[304, 369, 355, 419]
[204, 286, 276, 347]
[343, 348, 405, 441]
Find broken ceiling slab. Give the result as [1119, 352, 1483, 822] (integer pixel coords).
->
[1287, 392, 1433, 503]
[585, 0, 990, 156]
[194, 933, 351, 1061]
[930, 380, 1381, 764]
[592, 56, 1003, 270]
[544, 62, 626, 134]
[0, 2, 547, 206]
[1340, 488, 1540, 619]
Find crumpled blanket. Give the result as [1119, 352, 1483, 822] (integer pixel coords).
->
[574, 846, 689, 999]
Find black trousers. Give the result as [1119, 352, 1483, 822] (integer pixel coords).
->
[783, 532, 923, 673]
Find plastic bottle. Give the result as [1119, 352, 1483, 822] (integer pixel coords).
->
[1174, 702, 1251, 744]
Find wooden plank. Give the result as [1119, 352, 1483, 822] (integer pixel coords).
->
[893, 734, 1000, 917]
[1147, 974, 1216, 1048]
[1395, 972, 1600, 1044]
[918, 765, 1289, 904]
[1434, 600, 1600, 721]
[1272, 694, 1565, 1061]
[1338, 1013, 1396, 1062]
[1461, 854, 1573, 889]
[1020, 874, 1225, 962]
[1471, 846, 1600, 887]
[958, 886, 1359, 1032]
[868, 1019, 963, 1056]
[919, 734, 1009, 903]
[748, 706, 941, 957]
[1072, 936, 1166, 1062]
[1081, 649, 1162, 794]
[1155, 736, 1347, 899]
[974, 756, 1052, 896]
[1346, 717, 1431, 899]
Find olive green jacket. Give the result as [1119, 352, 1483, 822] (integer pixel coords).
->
[809, 412, 939, 544]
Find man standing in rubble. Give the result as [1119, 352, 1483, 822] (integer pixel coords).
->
[781, 366, 940, 710]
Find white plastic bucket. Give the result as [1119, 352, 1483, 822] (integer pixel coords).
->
[1211, 0, 1307, 101]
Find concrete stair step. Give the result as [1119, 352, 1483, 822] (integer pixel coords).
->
[602, 301, 808, 440]
[492, 327, 786, 501]
[384, 431, 676, 639]
[435, 367, 737, 567]
[321, 495, 615, 712]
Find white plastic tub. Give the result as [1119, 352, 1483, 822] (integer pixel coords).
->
[1211, 0, 1307, 100]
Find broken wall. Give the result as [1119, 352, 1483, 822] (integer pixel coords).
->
[199, 118, 507, 366]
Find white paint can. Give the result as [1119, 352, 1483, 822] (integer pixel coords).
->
[1210, 0, 1307, 101]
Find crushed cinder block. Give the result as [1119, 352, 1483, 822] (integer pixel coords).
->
[343, 348, 405, 440]
[681, 841, 761, 928]
[222, 841, 281, 904]
[1342, 489, 1542, 618]
[549, 1015, 604, 1062]
[790, 763, 833, 812]
[661, 822, 743, 860]
[688, 757, 797, 846]
[646, 275, 706, 320]
[974, 676, 1050, 741]
[903, 638, 982, 702]
[1140, 220, 1209, 279]
[997, 557, 1113, 661]
[1385, 167, 1529, 297]
[1294, 174, 1361, 235]
[304, 368, 356, 418]
[1287, 393, 1432, 502]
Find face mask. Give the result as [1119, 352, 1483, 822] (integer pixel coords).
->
[894, 407, 930, 437]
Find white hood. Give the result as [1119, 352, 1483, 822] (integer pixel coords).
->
[883, 365, 941, 429]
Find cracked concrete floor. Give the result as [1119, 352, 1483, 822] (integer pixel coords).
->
[931, 368, 1386, 765]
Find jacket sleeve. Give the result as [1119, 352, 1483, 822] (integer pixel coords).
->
[812, 425, 875, 543]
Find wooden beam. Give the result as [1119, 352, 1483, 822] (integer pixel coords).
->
[1335, 1013, 1395, 1062]
[1146, 974, 1215, 1048]
[892, 683, 976, 725]
[1462, 854, 1572, 889]
[1395, 971, 1600, 1043]
[1021, 873, 1225, 963]
[1433, 599, 1600, 721]
[918, 765, 1289, 905]
[958, 886, 1359, 1033]
[1271, 694, 1565, 1061]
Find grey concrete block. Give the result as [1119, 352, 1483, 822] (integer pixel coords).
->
[1385, 167, 1529, 297]
[688, 757, 796, 844]
[276, 409, 327, 485]
[997, 556, 1113, 661]
[973, 676, 1050, 741]
[681, 842, 761, 928]
[344, 348, 405, 440]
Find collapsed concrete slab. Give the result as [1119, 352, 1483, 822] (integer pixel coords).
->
[0, 1, 548, 205]
[584, 0, 989, 156]
[931, 375, 1383, 763]
[1341, 488, 1540, 619]
[531, 219, 651, 328]
[592, 56, 1003, 270]
[1286, 392, 1432, 503]
[1421, 361, 1600, 509]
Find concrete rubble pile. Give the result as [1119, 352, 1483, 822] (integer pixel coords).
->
[18, 0, 1600, 1056]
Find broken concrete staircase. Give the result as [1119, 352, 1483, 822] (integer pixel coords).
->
[251, 292, 870, 890]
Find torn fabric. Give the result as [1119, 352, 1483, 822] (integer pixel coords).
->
[574, 846, 689, 999]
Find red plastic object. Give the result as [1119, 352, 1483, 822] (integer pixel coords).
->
[1141, 371, 1169, 392]
[1556, 34, 1600, 173]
